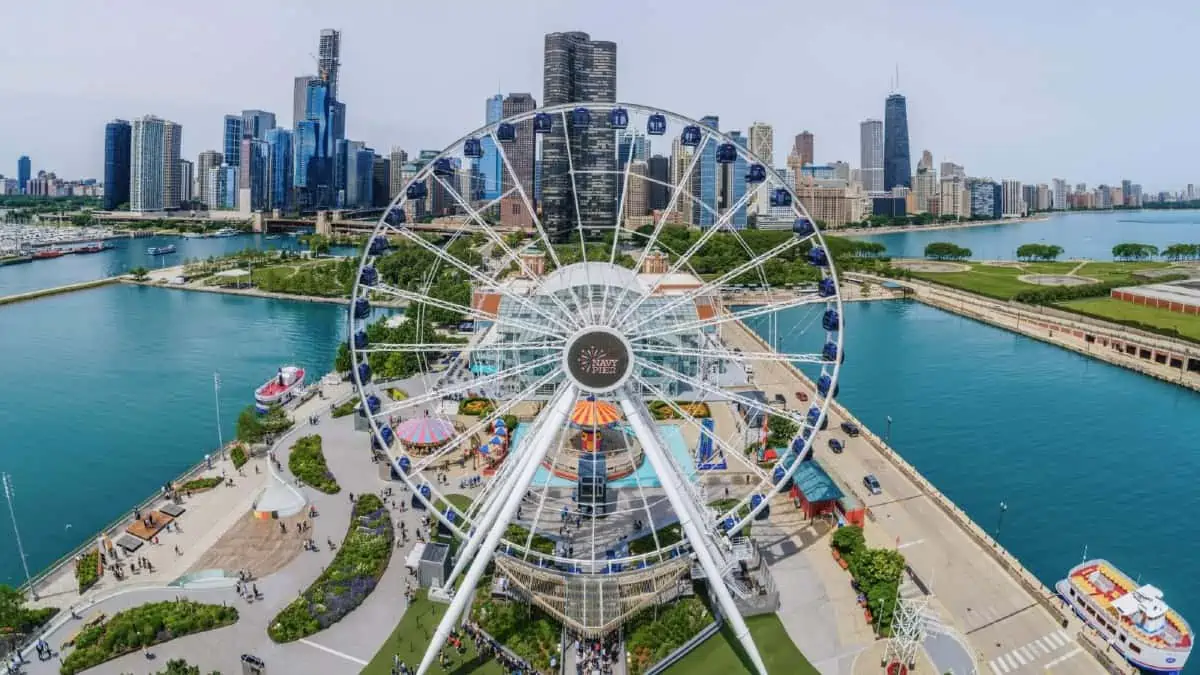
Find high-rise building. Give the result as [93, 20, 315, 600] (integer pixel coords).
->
[206, 165, 238, 210]
[624, 160, 649, 219]
[293, 120, 320, 191]
[197, 150, 222, 208]
[725, 130, 748, 229]
[940, 162, 964, 180]
[17, 156, 31, 194]
[647, 155, 669, 212]
[1121, 179, 1133, 206]
[669, 137, 695, 225]
[693, 115, 720, 228]
[883, 94, 911, 191]
[912, 159, 937, 213]
[541, 31, 617, 236]
[372, 155, 390, 208]
[747, 123, 774, 166]
[480, 94, 505, 200]
[339, 140, 365, 207]
[130, 116, 166, 212]
[293, 76, 316, 127]
[265, 128, 293, 210]
[939, 177, 968, 219]
[1131, 184, 1143, 207]
[241, 110, 276, 141]
[223, 115, 244, 167]
[1001, 179, 1023, 217]
[1052, 178, 1068, 210]
[389, 148, 408, 199]
[355, 148, 375, 209]
[103, 120, 131, 210]
[161, 121, 182, 209]
[318, 29, 341, 100]
[499, 93, 537, 228]
[917, 150, 933, 172]
[1036, 184, 1051, 211]
[968, 179, 1001, 219]
[238, 137, 269, 211]
[859, 119, 884, 193]
[1022, 184, 1037, 215]
[179, 159, 194, 203]
[793, 132, 814, 167]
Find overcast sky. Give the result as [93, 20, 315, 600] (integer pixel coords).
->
[1, 0, 1194, 190]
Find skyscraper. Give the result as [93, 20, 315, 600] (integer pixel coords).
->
[162, 121, 182, 209]
[372, 155, 390, 208]
[647, 155, 670, 212]
[265, 128, 293, 210]
[623, 160, 648, 218]
[239, 138, 270, 211]
[17, 156, 30, 194]
[241, 110, 276, 141]
[223, 115, 244, 167]
[389, 148, 408, 199]
[197, 150, 222, 208]
[1052, 178, 1068, 210]
[318, 29, 341, 100]
[130, 116, 166, 212]
[480, 94, 505, 200]
[293, 120, 320, 191]
[499, 93, 537, 228]
[693, 115, 720, 228]
[747, 123, 774, 166]
[793, 132, 814, 167]
[103, 120, 132, 210]
[883, 94, 911, 190]
[302, 79, 334, 207]
[726, 130, 748, 229]
[1001, 179, 1023, 217]
[541, 31, 617, 236]
[179, 159, 194, 203]
[293, 76, 316, 127]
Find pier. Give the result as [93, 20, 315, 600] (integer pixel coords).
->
[0, 276, 120, 306]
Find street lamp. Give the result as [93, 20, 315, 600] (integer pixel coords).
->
[885, 415, 893, 443]
[996, 501, 1008, 536]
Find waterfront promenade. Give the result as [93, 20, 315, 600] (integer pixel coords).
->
[834, 215, 1049, 237]
[724, 320, 1115, 675]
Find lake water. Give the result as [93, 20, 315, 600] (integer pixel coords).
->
[855, 209, 1200, 260]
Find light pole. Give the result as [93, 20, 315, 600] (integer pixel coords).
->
[213, 372, 224, 455]
[996, 501, 1008, 537]
[2, 473, 36, 599]
[885, 415, 893, 443]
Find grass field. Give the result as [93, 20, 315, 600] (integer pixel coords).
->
[907, 261, 1173, 300]
[664, 613, 819, 675]
[361, 590, 503, 675]
[1058, 297, 1200, 342]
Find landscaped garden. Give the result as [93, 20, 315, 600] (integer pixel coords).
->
[360, 590, 501, 674]
[235, 404, 293, 444]
[330, 398, 359, 418]
[664, 612, 817, 675]
[628, 522, 683, 555]
[59, 600, 237, 674]
[649, 400, 711, 420]
[830, 525, 905, 634]
[230, 443, 248, 469]
[625, 595, 713, 675]
[504, 523, 556, 555]
[287, 434, 340, 494]
[459, 397, 497, 417]
[268, 494, 394, 642]
[0, 584, 58, 638]
[177, 476, 222, 492]
[75, 550, 99, 593]
[470, 593, 561, 673]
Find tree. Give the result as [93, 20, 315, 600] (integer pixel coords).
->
[923, 242, 972, 260]
[1016, 243, 1064, 261]
[334, 342, 352, 373]
[303, 234, 331, 255]
[831, 525, 866, 557]
[235, 405, 265, 443]
[130, 266, 150, 281]
[1112, 242, 1159, 261]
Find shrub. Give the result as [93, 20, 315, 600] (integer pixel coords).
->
[458, 397, 496, 417]
[625, 596, 713, 675]
[60, 600, 237, 674]
[268, 494, 393, 642]
[178, 477, 222, 492]
[1013, 275, 1187, 305]
[831, 525, 905, 634]
[230, 443, 248, 469]
[287, 435, 340, 494]
[330, 399, 358, 418]
[76, 550, 100, 593]
[648, 400, 711, 420]
[471, 594, 560, 673]
[0, 585, 57, 636]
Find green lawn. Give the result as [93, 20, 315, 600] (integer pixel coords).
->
[664, 613, 818, 675]
[908, 261, 1173, 300]
[1058, 297, 1200, 343]
[360, 590, 504, 675]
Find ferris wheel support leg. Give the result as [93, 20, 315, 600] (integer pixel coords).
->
[618, 391, 770, 675]
[416, 386, 578, 675]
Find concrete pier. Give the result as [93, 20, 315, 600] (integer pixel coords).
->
[0, 276, 120, 306]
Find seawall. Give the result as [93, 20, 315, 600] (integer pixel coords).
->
[120, 279, 407, 308]
[0, 276, 120, 306]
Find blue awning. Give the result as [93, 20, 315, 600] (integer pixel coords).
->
[793, 461, 844, 503]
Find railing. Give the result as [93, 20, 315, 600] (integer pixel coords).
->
[643, 593, 725, 675]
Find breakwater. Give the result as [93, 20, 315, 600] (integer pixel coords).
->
[0, 276, 120, 306]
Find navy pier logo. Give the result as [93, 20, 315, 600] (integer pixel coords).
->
[578, 346, 620, 376]
[566, 330, 631, 392]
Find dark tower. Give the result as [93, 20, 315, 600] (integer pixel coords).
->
[883, 93, 911, 191]
[647, 155, 670, 211]
[103, 120, 132, 210]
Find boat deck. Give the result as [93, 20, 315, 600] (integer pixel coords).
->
[1068, 562, 1191, 648]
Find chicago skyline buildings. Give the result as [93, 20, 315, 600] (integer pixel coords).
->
[883, 93, 911, 191]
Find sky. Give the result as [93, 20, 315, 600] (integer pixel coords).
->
[0, 0, 1196, 190]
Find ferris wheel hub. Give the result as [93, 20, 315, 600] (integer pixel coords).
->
[563, 326, 634, 394]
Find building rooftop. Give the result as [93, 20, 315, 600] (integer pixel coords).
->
[1115, 279, 1200, 306]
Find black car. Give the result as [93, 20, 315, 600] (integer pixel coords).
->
[772, 393, 786, 405]
[841, 421, 860, 437]
[828, 439, 844, 453]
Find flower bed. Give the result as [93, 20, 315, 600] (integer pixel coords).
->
[625, 595, 712, 675]
[648, 400, 711, 420]
[458, 397, 496, 417]
[268, 494, 394, 642]
[288, 435, 340, 494]
[230, 443, 248, 469]
[177, 477, 221, 492]
[628, 522, 683, 555]
[60, 600, 237, 674]
[471, 592, 560, 673]
[75, 550, 99, 593]
[330, 399, 358, 418]
[830, 525, 905, 634]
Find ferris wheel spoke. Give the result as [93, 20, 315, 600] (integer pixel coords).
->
[634, 357, 810, 429]
[516, 388, 579, 562]
[372, 354, 559, 419]
[599, 132, 641, 324]
[635, 293, 826, 342]
[633, 344, 828, 366]
[488, 129, 565, 272]
[621, 237, 810, 337]
[357, 339, 561, 355]
[605, 133, 712, 326]
[371, 282, 566, 341]
[559, 110, 601, 323]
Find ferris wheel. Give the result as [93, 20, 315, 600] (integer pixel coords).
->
[348, 102, 845, 675]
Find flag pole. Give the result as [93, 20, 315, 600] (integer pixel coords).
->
[214, 372, 224, 457]
[3, 473, 36, 599]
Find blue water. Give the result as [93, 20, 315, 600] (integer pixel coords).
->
[0, 233, 358, 297]
[855, 209, 1200, 260]
[745, 300, 1200, 631]
[0, 284, 352, 586]
[509, 423, 697, 488]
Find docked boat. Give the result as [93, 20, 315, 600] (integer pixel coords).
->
[1057, 559, 1191, 673]
[72, 242, 110, 254]
[32, 248, 65, 259]
[212, 227, 240, 237]
[146, 244, 177, 255]
[254, 366, 306, 409]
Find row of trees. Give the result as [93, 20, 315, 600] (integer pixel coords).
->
[1162, 243, 1200, 260]
[1013, 274, 1187, 305]
[1015, 243, 1064, 261]
[1112, 242, 1160, 260]
[923, 242, 973, 260]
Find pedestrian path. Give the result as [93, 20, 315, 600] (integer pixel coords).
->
[986, 629, 1079, 674]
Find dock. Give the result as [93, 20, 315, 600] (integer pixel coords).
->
[0, 276, 121, 306]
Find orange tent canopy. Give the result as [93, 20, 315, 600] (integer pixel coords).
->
[570, 399, 621, 428]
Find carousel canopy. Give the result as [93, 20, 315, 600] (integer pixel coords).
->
[395, 417, 456, 446]
[570, 399, 622, 428]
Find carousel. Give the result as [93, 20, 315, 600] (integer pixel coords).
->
[394, 417, 457, 456]
[537, 397, 646, 482]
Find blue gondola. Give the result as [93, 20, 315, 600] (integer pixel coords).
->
[791, 436, 806, 454]
[822, 308, 840, 331]
[463, 137, 483, 158]
[808, 246, 829, 267]
[572, 107, 591, 128]
[818, 277, 836, 297]
[433, 158, 454, 177]
[609, 107, 629, 129]
[445, 508, 457, 524]
[418, 483, 432, 506]
[823, 342, 841, 363]
[359, 265, 378, 287]
[353, 298, 371, 319]
[398, 456, 411, 473]
[366, 394, 381, 414]
[380, 426, 394, 445]
[771, 188, 792, 207]
[751, 494, 770, 521]
[352, 329, 368, 349]
[406, 182, 427, 200]
[722, 517, 736, 532]
[716, 142, 737, 164]
[806, 406, 822, 426]
[496, 122, 516, 141]
[801, 426, 813, 440]
[533, 113, 552, 134]
[817, 374, 839, 398]
[792, 217, 813, 236]
[647, 113, 667, 135]
[772, 466, 786, 484]
[746, 163, 766, 183]
[357, 362, 372, 384]
[680, 125, 702, 147]
[384, 207, 405, 226]
[368, 235, 389, 255]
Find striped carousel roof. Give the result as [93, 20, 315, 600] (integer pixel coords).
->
[570, 399, 622, 428]
[394, 417, 456, 446]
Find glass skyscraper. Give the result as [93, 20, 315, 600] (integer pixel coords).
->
[223, 115, 243, 167]
[728, 131, 748, 229]
[883, 94, 911, 191]
[480, 94, 504, 200]
[293, 121, 319, 189]
[694, 116, 720, 228]
[17, 156, 31, 194]
[241, 110, 276, 141]
[103, 120, 131, 210]
[266, 128, 293, 210]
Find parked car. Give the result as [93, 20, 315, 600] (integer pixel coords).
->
[863, 474, 882, 495]
[841, 421, 860, 437]
[795, 391, 809, 402]
[772, 393, 786, 405]
[828, 439, 844, 453]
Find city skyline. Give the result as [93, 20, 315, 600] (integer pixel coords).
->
[0, 0, 1193, 190]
